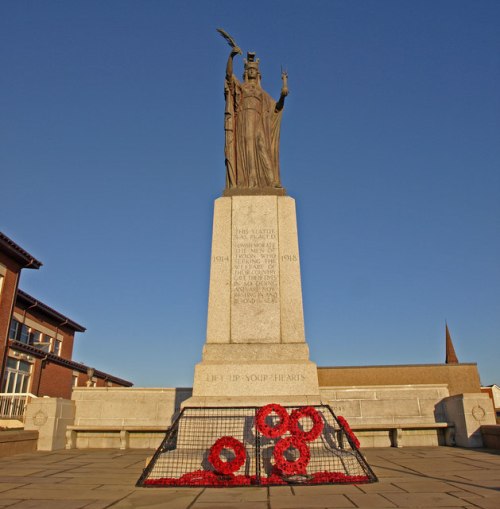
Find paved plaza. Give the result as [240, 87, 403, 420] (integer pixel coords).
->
[0, 447, 499, 508]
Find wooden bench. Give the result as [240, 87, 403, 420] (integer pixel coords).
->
[345, 422, 455, 448]
[66, 425, 167, 450]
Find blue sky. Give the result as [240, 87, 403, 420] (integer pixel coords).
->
[1, 1, 499, 387]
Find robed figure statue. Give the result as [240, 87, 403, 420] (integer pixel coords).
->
[222, 39, 289, 191]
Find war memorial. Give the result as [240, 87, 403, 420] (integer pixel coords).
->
[11, 29, 497, 498]
[132, 30, 378, 487]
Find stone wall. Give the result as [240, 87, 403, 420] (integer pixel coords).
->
[320, 384, 450, 447]
[72, 387, 192, 427]
[320, 384, 449, 424]
[26, 383, 494, 450]
[0, 429, 38, 457]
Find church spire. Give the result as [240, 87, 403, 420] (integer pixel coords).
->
[445, 323, 459, 364]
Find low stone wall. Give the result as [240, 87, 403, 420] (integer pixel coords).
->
[0, 429, 39, 457]
[320, 384, 449, 424]
[320, 384, 450, 447]
[25, 384, 493, 450]
[72, 387, 192, 427]
[67, 387, 192, 449]
[481, 425, 500, 449]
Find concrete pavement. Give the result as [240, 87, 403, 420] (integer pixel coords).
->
[0, 447, 499, 508]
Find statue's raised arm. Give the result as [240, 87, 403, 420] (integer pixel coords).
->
[217, 29, 242, 80]
[276, 69, 289, 112]
[217, 29, 287, 194]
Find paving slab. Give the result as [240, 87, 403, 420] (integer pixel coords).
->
[344, 493, 398, 507]
[196, 487, 268, 502]
[112, 490, 201, 509]
[293, 484, 363, 495]
[382, 492, 481, 507]
[0, 447, 498, 508]
[1, 501, 95, 509]
[193, 502, 268, 509]
[270, 493, 355, 508]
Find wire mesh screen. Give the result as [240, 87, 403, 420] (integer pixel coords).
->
[137, 405, 377, 487]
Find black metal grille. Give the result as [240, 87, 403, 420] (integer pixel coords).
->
[136, 405, 377, 487]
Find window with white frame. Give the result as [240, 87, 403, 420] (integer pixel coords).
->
[53, 339, 62, 356]
[37, 334, 52, 353]
[2, 357, 32, 393]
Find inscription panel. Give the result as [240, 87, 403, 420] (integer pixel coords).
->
[233, 228, 278, 306]
[231, 196, 280, 342]
[193, 362, 321, 397]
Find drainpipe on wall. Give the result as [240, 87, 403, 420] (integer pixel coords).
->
[36, 355, 49, 396]
[54, 319, 68, 357]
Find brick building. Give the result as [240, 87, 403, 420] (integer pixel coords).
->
[0, 232, 131, 415]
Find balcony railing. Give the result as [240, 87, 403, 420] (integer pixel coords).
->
[0, 393, 37, 420]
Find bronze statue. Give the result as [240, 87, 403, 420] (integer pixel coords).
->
[217, 29, 288, 192]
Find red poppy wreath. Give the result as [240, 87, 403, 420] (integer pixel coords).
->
[273, 436, 310, 475]
[289, 406, 324, 442]
[336, 415, 360, 449]
[208, 436, 246, 475]
[255, 403, 289, 438]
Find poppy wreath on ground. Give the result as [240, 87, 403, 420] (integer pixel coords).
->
[337, 415, 361, 449]
[255, 403, 289, 438]
[144, 471, 255, 486]
[288, 406, 324, 442]
[310, 472, 370, 484]
[273, 436, 310, 475]
[208, 436, 246, 475]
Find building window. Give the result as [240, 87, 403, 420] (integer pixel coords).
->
[37, 334, 52, 353]
[9, 319, 29, 344]
[2, 358, 32, 394]
[9, 319, 61, 355]
[8, 319, 18, 340]
[53, 339, 62, 356]
[28, 329, 42, 347]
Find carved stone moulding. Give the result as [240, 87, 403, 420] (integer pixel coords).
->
[223, 187, 287, 197]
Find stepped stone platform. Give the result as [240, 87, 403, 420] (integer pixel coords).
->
[0, 446, 499, 508]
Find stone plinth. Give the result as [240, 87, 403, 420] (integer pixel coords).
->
[443, 393, 496, 447]
[189, 195, 320, 406]
[24, 397, 75, 451]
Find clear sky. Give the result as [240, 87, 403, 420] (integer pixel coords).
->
[1, 1, 499, 387]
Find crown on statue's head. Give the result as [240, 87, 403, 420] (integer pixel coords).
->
[244, 52, 260, 69]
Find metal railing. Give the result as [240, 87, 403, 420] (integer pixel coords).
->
[0, 393, 37, 420]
